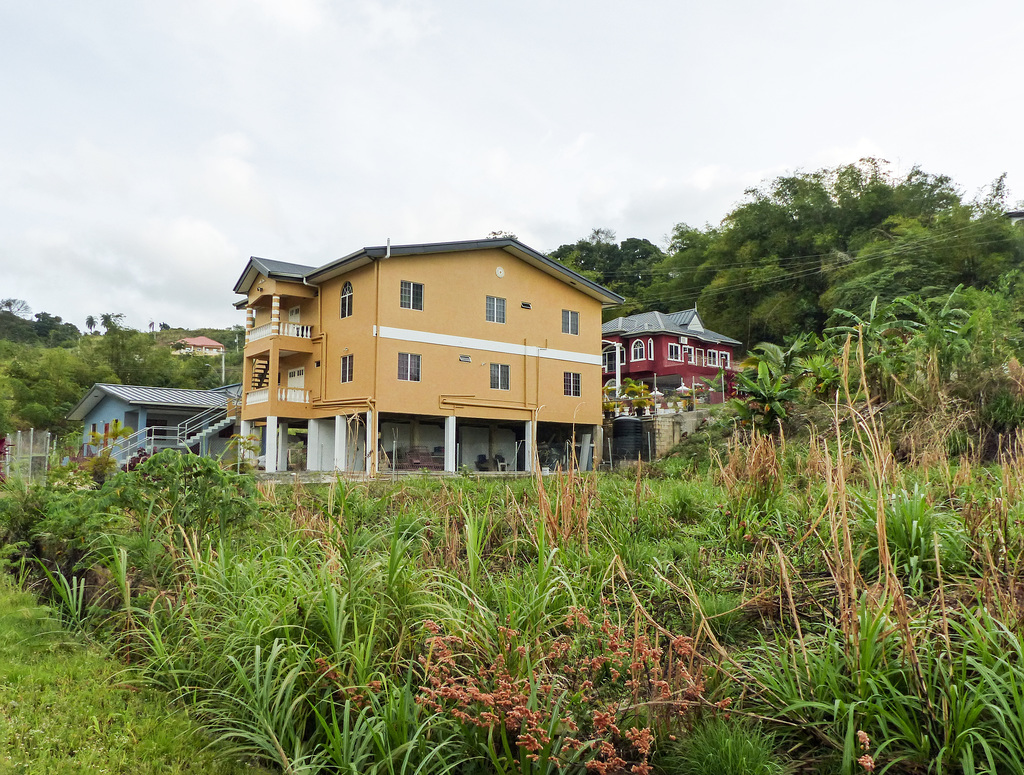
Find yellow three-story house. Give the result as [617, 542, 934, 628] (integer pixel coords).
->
[234, 238, 624, 474]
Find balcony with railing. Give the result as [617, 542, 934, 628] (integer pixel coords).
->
[279, 387, 310, 404]
[248, 322, 312, 343]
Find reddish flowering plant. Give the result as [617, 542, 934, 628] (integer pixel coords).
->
[415, 606, 718, 773]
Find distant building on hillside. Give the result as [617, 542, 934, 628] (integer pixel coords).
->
[174, 336, 225, 356]
[601, 308, 741, 403]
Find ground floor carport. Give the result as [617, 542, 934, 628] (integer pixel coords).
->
[242, 412, 602, 475]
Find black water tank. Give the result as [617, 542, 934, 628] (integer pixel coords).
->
[612, 416, 643, 463]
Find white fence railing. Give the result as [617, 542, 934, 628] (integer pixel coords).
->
[247, 322, 312, 342]
[280, 323, 312, 338]
[248, 323, 273, 342]
[247, 388, 270, 405]
[279, 388, 310, 404]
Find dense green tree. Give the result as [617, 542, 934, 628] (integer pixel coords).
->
[641, 160, 1023, 345]
[550, 229, 665, 314]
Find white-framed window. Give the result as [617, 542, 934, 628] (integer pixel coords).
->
[707, 350, 720, 367]
[632, 340, 646, 361]
[695, 349, 705, 366]
[647, 338, 654, 360]
[398, 352, 421, 381]
[564, 371, 582, 397]
[562, 309, 579, 335]
[721, 351, 731, 369]
[400, 281, 423, 310]
[668, 342, 681, 361]
[603, 346, 618, 373]
[340, 354, 353, 383]
[486, 295, 506, 323]
[340, 282, 353, 318]
[490, 363, 510, 390]
[683, 345, 694, 364]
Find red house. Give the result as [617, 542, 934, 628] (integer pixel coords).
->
[601, 308, 741, 404]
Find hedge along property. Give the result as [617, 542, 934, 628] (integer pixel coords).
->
[234, 238, 624, 474]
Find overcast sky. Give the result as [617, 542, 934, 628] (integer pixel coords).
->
[2, 1, 1022, 331]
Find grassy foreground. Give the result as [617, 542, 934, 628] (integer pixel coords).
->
[0, 577, 267, 775]
[4, 427, 1024, 774]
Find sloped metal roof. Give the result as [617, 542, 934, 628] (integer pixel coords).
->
[67, 383, 241, 422]
[234, 239, 625, 306]
[602, 309, 741, 345]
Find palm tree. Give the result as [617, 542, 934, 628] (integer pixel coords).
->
[85, 315, 96, 334]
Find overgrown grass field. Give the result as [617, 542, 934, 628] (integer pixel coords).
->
[4, 415, 1024, 774]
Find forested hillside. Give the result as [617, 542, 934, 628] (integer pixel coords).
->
[0, 310, 243, 435]
[552, 159, 1024, 344]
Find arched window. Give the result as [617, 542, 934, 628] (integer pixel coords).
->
[632, 340, 646, 361]
[340, 282, 353, 318]
[647, 338, 654, 360]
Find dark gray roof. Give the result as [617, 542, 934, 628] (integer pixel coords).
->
[233, 257, 317, 294]
[236, 238, 625, 306]
[67, 383, 241, 422]
[602, 309, 741, 346]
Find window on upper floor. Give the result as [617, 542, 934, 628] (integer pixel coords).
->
[668, 342, 681, 361]
[562, 309, 579, 335]
[398, 352, 421, 381]
[490, 363, 510, 390]
[340, 282, 353, 318]
[564, 371, 582, 397]
[721, 351, 731, 369]
[603, 346, 618, 373]
[486, 296, 506, 324]
[340, 354, 353, 383]
[632, 340, 646, 361]
[707, 350, 720, 368]
[694, 349, 705, 366]
[647, 338, 654, 360]
[400, 281, 423, 310]
[682, 345, 694, 364]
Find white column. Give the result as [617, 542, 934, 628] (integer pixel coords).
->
[365, 409, 375, 475]
[334, 415, 348, 472]
[444, 415, 457, 472]
[265, 416, 278, 473]
[308, 420, 321, 471]
[277, 421, 289, 471]
[523, 420, 534, 473]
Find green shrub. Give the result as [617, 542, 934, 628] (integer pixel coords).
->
[659, 716, 784, 775]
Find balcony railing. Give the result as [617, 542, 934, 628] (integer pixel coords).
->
[246, 388, 270, 405]
[248, 323, 273, 342]
[247, 323, 313, 343]
[279, 388, 310, 403]
[281, 323, 312, 338]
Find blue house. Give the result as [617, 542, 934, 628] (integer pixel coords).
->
[67, 383, 241, 462]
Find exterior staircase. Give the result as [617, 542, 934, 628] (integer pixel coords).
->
[108, 398, 240, 463]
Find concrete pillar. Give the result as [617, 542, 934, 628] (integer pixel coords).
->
[335, 415, 348, 472]
[240, 419, 254, 464]
[365, 409, 375, 475]
[444, 415, 457, 472]
[308, 420, 321, 471]
[593, 424, 604, 469]
[265, 416, 278, 473]
[271, 295, 281, 335]
[277, 421, 289, 471]
[524, 420, 534, 473]
[245, 307, 254, 342]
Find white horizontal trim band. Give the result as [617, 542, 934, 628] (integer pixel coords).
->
[376, 326, 602, 366]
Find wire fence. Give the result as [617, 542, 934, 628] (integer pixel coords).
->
[1, 429, 57, 483]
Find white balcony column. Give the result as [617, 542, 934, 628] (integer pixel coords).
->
[523, 420, 534, 473]
[271, 295, 281, 336]
[444, 415, 457, 472]
[277, 420, 289, 471]
[365, 409, 376, 475]
[334, 414, 348, 472]
[240, 419, 254, 464]
[307, 420, 321, 471]
[265, 416, 279, 473]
